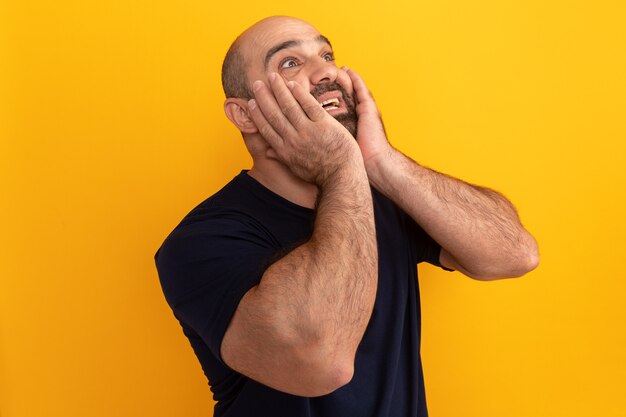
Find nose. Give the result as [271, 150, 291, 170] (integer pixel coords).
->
[309, 57, 338, 87]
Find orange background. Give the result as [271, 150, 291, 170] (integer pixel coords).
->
[2, 1, 625, 416]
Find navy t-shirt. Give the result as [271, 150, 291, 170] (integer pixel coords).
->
[154, 170, 451, 417]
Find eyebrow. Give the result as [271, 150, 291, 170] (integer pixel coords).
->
[263, 35, 332, 69]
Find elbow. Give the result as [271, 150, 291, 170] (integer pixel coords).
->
[283, 358, 354, 398]
[309, 359, 354, 397]
[304, 345, 356, 396]
[512, 235, 540, 277]
[523, 242, 540, 274]
[477, 240, 540, 281]
[503, 249, 540, 279]
[288, 342, 356, 397]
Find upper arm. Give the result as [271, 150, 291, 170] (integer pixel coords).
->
[155, 220, 279, 375]
[439, 247, 531, 280]
[406, 214, 455, 272]
[221, 283, 351, 397]
[156, 220, 350, 398]
[440, 246, 512, 279]
[440, 247, 475, 276]
[220, 287, 296, 393]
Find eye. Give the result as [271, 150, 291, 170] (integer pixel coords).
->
[280, 58, 300, 69]
[323, 52, 335, 62]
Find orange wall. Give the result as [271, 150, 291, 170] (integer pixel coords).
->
[2, 1, 625, 416]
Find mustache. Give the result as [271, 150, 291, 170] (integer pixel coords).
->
[310, 82, 354, 105]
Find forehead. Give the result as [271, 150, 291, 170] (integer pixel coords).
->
[241, 19, 330, 67]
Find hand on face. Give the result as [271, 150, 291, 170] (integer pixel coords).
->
[343, 67, 393, 171]
[247, 73, 361, 186]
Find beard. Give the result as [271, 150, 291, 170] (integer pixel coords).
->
[310, 82, 358, 138]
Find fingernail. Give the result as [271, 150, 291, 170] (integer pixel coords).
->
[287, 81, 295, 90]
[248, 99, 256, 110]
[269, 72, 277, 81]
[253, 80, 263, 91]
[342, 66, 349, 71]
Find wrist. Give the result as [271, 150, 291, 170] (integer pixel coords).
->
[319, 154, 368, 190]
[315, 140, 364, 184]
[363, 145, 398, 188]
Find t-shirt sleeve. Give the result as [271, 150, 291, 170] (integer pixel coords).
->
[154, 216, 277, 365]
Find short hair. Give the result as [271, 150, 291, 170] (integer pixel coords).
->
[221, 40, 253, 99]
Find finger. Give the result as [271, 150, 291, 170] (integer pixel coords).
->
[247, 97, 284, 151]
[286, 80, 327, 122]
[346, 68, 379, 115]
[252, 79, 298, 139]
[267, 73, 308, 127]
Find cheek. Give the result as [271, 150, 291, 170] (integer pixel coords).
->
[246, 70, 267, 91]
[279, 72, 311, 91]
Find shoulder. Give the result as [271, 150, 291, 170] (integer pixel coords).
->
[154, 208, 279, 307]
[156, 209, 274, 268]
[156, 172, 278, 263]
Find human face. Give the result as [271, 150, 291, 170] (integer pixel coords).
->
[244, 19, 358, 136]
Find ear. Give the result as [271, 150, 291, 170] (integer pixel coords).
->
[224, 98, 258, 134]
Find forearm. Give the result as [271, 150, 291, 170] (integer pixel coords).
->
[255, 162, 378, 365]
[368, 149, 538, 279]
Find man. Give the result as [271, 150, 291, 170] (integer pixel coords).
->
[154, 16, 539, 417]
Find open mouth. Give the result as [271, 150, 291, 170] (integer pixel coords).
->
[315, 90, 345, 114]
[311, 81, 356, 119]
[320, 98, 340, 111]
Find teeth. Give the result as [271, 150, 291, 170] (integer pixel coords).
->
[321, 98, 340, 106]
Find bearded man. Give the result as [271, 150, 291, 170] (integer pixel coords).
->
[154, 15, 539, 417]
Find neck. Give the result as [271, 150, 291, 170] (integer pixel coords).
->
[247, 159, 319, 209]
